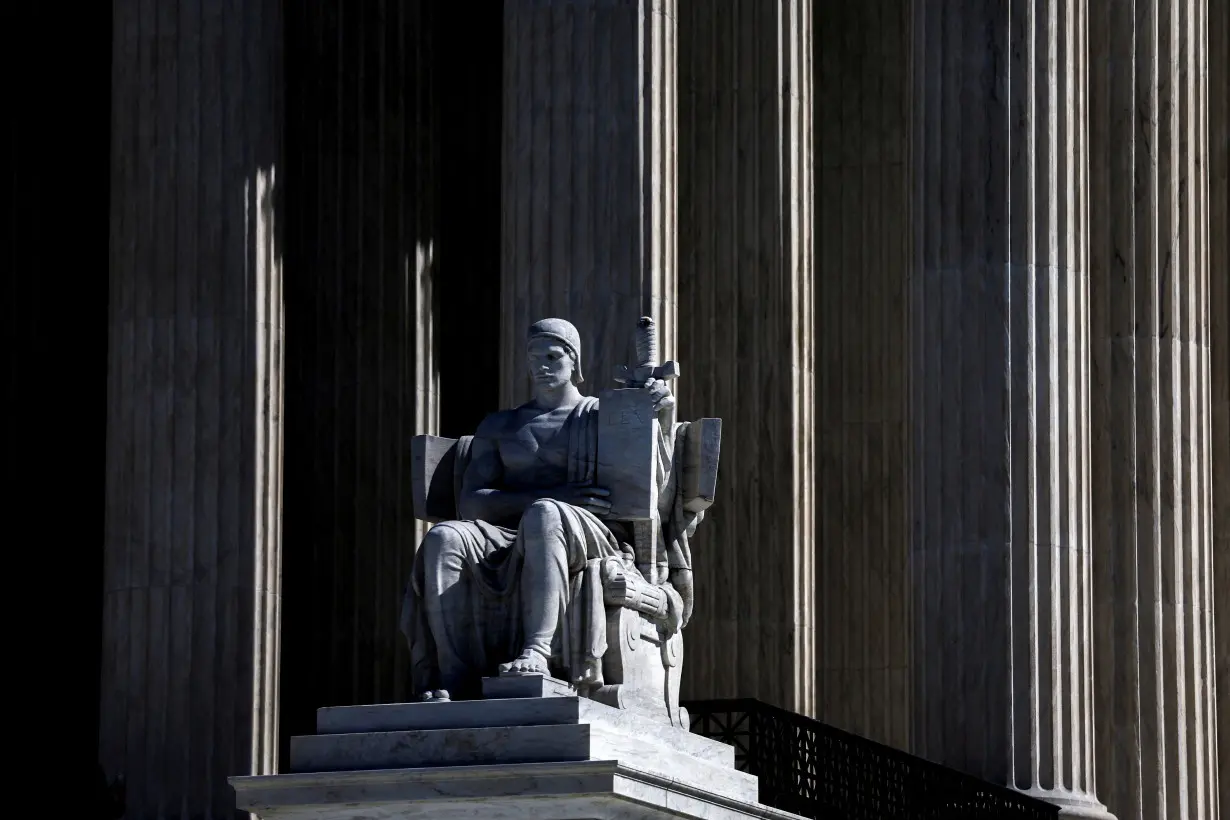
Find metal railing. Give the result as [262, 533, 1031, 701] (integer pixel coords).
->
[684, 699, 1058, 820]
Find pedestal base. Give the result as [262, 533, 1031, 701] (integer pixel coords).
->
[231, 690, 802, 820]
[233, 759, 802, 820]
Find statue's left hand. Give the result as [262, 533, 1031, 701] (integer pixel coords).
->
[646, 378, 675, 412]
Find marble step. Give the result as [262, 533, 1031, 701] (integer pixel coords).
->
[288, 721, 757, 804]
[315, 694, 732, 766]
[480, 672, 575, 699]
[233, 760, 798, 820]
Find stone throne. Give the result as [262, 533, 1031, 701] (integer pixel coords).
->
[410, 411, 720, 728]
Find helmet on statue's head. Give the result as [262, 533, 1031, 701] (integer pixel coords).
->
[527, 317, 584, 385]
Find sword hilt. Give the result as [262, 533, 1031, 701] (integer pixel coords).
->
[614, 316, 680, 387]
[635, 316, 658, 369]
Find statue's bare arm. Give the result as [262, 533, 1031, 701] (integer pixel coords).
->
[457, 434, 612, 522]
[457, 436, 539, 522]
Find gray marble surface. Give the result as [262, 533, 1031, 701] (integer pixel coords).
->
[909, 4, 1112, 818]
[315, 696, 733, 765]
[233, 759, 796, 820]
[480, 673, 575, 700]
[289, 722, 752, 804]
[1086, 2, 1221, 817]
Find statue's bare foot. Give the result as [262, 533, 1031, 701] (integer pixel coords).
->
[418, 689, 450, 702]
[499, 649, 550, 676]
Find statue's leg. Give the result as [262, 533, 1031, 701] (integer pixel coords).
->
[419, 524, 482, 695]
[503, 499, 571, 674]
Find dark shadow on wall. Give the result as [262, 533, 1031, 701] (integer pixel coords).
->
[5, 0, 111, 809]
[279, 0, 502, 761]
[435, 2, 502, 438]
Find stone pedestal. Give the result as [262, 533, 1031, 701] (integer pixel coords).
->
[231, 680, 799, 820]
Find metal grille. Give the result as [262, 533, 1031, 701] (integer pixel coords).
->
[684, 699, 1059, 820]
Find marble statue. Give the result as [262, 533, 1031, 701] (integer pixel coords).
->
[400, 317, 720, 725]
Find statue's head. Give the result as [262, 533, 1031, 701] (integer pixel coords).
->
[526, 318, 584, 390]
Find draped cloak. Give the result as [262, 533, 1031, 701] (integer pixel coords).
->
[399, 396, 704, 694]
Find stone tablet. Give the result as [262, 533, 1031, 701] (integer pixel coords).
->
[682, 418, 721, 512]
[596, 388, 660, 520]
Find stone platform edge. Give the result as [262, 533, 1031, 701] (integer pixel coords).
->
[231, 759, 801, 820]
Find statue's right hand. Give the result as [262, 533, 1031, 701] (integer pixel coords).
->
[553, 485, 612, 516]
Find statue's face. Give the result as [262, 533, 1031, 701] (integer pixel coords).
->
[527, 337, 574, 390]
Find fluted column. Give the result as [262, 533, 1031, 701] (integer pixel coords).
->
[677, 0, 815, 712]
[100, 0, 283, 816]
[911, 2, 1109, 816]
[1089, 1, 1219, 817]
[1211, 0, 1229, 811]
[500, 0, 676, 402]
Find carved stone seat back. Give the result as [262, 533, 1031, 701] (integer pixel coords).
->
[411, 435, 473, 523]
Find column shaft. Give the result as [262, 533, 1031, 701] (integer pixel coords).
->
[911, 1, 1109, 815]
[501, 0, 676, 402]
[1090, 0, 1219, 816]
[813, 0, 912, 746]
[677, 0, 815, 712]
[1211, 0, 1230, 811]
[100, 0, 284, 815]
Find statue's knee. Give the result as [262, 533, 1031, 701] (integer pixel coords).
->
[520, 498, 563, 534]
[420, 524, 463, 565]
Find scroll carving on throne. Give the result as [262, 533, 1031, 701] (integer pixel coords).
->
[399, 316, 721, 727]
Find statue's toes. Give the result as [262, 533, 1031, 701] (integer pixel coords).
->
[417, 688, 451, 702]
[499, 652, 549, 675]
